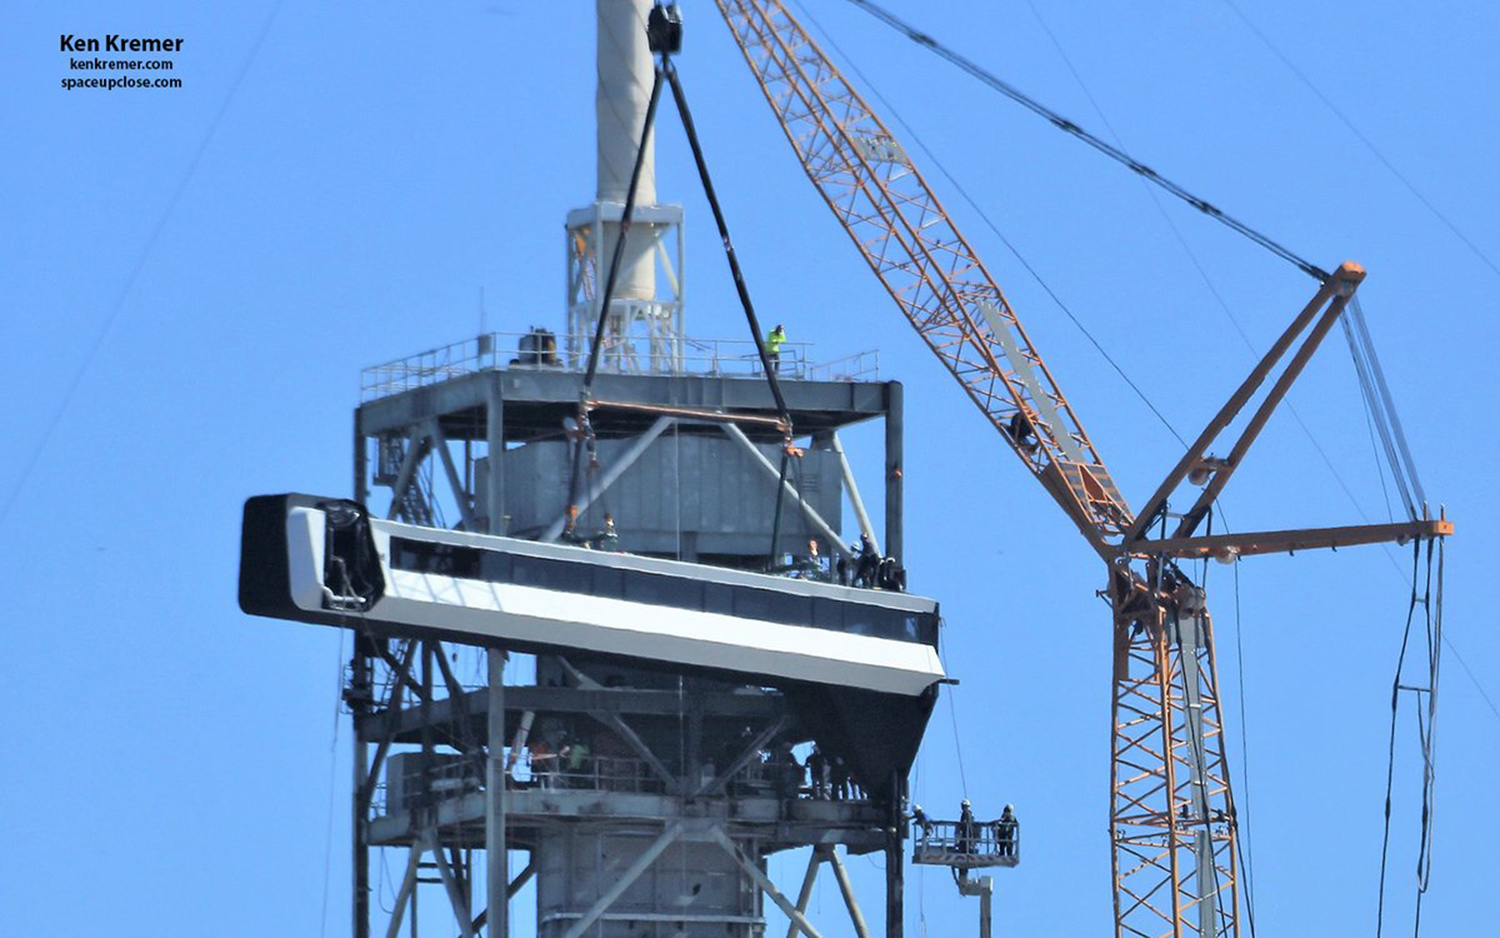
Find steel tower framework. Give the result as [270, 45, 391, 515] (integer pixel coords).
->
[345, 359, 921, 938]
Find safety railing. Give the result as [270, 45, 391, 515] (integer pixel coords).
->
[360, 331, 879, 400]
[911, 819, 1021, 868]
[518, 754, 668, 795]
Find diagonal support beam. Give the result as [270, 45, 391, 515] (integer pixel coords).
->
[1126, 272, 1342, 541]
[710, 827, 824, 938]
[695, 716, 788, 797]
[386, 427, 430, 521]
[427, 419, 479, 531]
[826, 847, 872, 938]
[358, 639, 419, 813]
[783, 849, 825, 938]
[542, 416, 674, 542]
[556, 657, 678, 791]
[828, 432, 879, 554]
[561, 822, 685, 938]
[383, 846, 423, 938]
[721, 423, 853, 560]
[462, 858, 536, 938]
[427, 833, 478, 938]
[594, 711, 679, 792]
[1172, 263, 1366, 539]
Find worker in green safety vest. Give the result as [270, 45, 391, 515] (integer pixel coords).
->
[766, 324, 786, 373]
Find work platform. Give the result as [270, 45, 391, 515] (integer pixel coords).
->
[912, 820, 1021, 869]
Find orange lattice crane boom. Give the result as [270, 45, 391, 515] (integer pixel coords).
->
[712, 0, 1130, 559]
[711, 2, 1451, 936]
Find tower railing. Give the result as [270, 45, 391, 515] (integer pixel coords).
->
[360, 331, 880, 400]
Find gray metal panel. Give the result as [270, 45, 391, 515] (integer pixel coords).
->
[499, 436, 842, 557]
[536, 831, 759, 938]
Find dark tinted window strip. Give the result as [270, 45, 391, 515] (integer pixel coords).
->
[389, 537, 937, 646]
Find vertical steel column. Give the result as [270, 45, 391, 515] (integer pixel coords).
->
[353, 410, 372, 938]
[884, 381, 904, 565]
[485, 377, 505, 534]
[885, 771, 904, 938]
[486, 651, 508, 938]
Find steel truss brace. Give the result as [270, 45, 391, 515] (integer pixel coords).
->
[722, 422, 854, 560]
[556, 657, 679, 791]
[1128, 262, 1365, 544]
[384, 832, 478, 938]
[543, 416, 674, 542]
[710, 827, 823, 938]
[695, 715, 789, 797]
[463, 859, 535, 938]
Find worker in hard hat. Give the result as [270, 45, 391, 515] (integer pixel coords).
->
[854, 533, 880, 588]
[766, 324, 787, 373]
[997, 803, 1019, 858]
[957, 798, 976, 854]
[910, 803, 933, 839]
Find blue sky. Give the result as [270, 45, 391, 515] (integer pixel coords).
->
[3, 1, 1496, 935]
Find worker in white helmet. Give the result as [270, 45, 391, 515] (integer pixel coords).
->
[957, 798, 976, 854]
[997, 803, 1019, 859]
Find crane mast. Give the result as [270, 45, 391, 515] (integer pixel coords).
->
[714, 3, 1453, 936]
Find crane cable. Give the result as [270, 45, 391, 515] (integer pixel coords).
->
[841, 0, 1432, 531]
[1376, 536, 1443, 938]
[838, 0, 1329, 282]
[1341, 296, 1426, 522]
[789, 0, 1190, 452]
[1199, 511, 1258, 938]
[568, 40, 798, 537]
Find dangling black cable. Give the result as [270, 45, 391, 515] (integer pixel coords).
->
[583, 67, 666, 390]
[768, 450, 791, 569]
[662, 60, 794, 428]
[1376, 538, 1424, 937]
[565, 64, 667, 533]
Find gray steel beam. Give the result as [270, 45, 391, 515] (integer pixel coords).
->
[358, 370, 890, 439]
[386, 426, 428, 521]
[783, 850, 825, 938]
[884, 382, 903, 565]
[696, 715, 788, 798]
[830, 431, 879, 554]
[485, 376, 504, 534]
[367, 790, 888, 852]
[721, 423, 854, 560]
[429, 833, 478, 938]
[710, 827, 823, 938]
[465, 860, 535, 938]
[540, 415, 674, 542]
[353, 409, 371, 938]
[956, 874, 992, 938]
[594, 711, 679, 792]
[384, 847, 422, 938]
[428, 418, 479, 531]
[827, 848, 872, 938]
[885, 770, 904, 938]
[485, 652, 507, 938]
